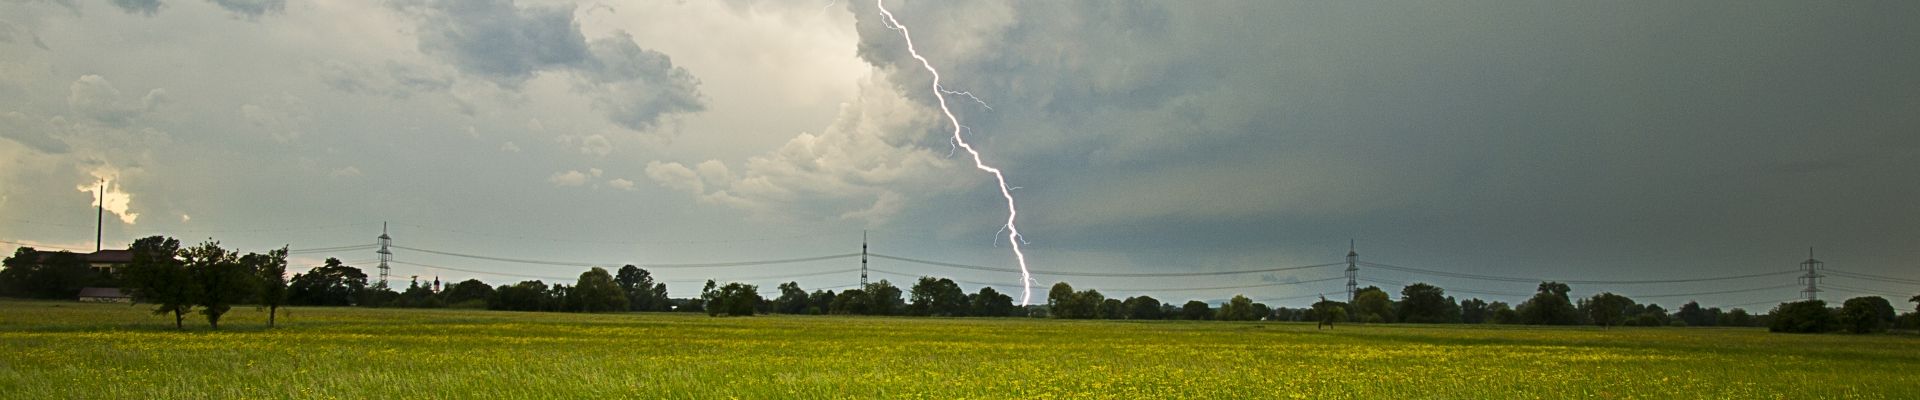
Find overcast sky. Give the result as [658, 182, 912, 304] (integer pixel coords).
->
[2, 0, 1916, 308]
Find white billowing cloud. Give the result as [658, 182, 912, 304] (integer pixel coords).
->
[644, 161, 702, 194]
[547, 170, 588, 187]
[180, 213, 191, 223]
[579, 134, 612, 156]
[329, 166, 362, 178]
[606, 178, 635, 191]
[646, 73, 969, 224]
[76, 168, 139, 224]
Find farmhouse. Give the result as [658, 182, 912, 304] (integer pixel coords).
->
[77, 287, 130, 303]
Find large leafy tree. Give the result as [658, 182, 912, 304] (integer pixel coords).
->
[702, 280, 762, 317]
[183, 241, 254, 330]
[1582, 292, 1636, 328]
[1518, 281, 1580, 325]
[1123, 295, 1163, 320]
[1769, 300, 1835, 333]
[490, 280, 550, 311]
[908, 277, 968, 316]
[1216, 295, 1261, 321]
[1351, 286, 1395, 323]
[1459, 298, 1490, 324]
[774, 282, 809, 314]
[830, 288, 871, 315]
[288, 258, 367, 306]
[243, 247, 290, 327]
[1047, 282, 1074, 312]
[1181, 300, 1212, 320]
[1674, 301, 1718, 327]
[1099, 298, 1125, 319]
[1397, 283, 1454, 323]
[865, 280, 904, 316]
[124, 236, 197, 329]
[808, 289, 837, 315]
[1838, 296, 1896, 334]
[572, 267, 627, 313]
[970, 287, 1015, 317]
[615, 265, 667, 311]
[2, 249, 94, 299]
[443, 279, 495, 307]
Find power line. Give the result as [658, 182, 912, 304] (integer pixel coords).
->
[390, 245, 859, 269]
[1823, 283, 1912, 298]
[387, 221, 857, 246]
[0, 239, 90, 252]
[867, 268, 1344, 293]
[869, 253, 1344, 277]
[1624, 284, 1804, 300]
[1359, 261, 1799, 285]
[1826, 270, 1920, 286]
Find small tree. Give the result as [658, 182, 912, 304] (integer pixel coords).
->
[184, 241, 254, 330]
[774, 282, 809, 314]
[125, 236, 196, 329]
[244, 247, 290, 327]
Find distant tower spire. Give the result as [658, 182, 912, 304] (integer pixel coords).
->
[1799, 247, 1824, 301]
[861, 230, 869, 288]
[376, 222, 393, 290]
[95, 183, 104, 252]
[1346, 239, 1359, 304]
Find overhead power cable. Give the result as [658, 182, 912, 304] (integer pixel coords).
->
[869, 253, 1343, 277]
[389, 244, 858, 269]
[1826, 270, 1920, 286]
[868, 268, 1344, 293]
[0, 239, 89, 252]
[1359, 261, 1799, 285]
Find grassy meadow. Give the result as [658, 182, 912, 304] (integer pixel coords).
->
[1, 300, 1917, 399]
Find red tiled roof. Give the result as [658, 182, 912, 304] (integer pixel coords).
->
[83, 250, 133, 264]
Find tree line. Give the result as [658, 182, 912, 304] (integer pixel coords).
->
[0, 237, 293, 329]
[6, 240, 1917, 333]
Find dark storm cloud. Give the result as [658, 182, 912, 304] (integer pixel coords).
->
[831, 1, 1920, 298]
[403, 0, 704, 131]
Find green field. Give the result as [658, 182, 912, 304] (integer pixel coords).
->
[1, 300, 1916, 399]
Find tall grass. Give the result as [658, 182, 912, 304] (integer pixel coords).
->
[1, 300, 1915, 399]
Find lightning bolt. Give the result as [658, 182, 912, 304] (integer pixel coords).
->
[877, 0, 1036, 306]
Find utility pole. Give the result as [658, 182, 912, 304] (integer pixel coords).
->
[1799, 247, 1824, 301]
[95, 184, 104, 252]
[1346, 239, 1359, 304]
[376, 222, 392, 289]
[861, 230, 869, 288]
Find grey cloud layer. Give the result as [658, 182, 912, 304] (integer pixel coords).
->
[402, 0, 705, 132]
